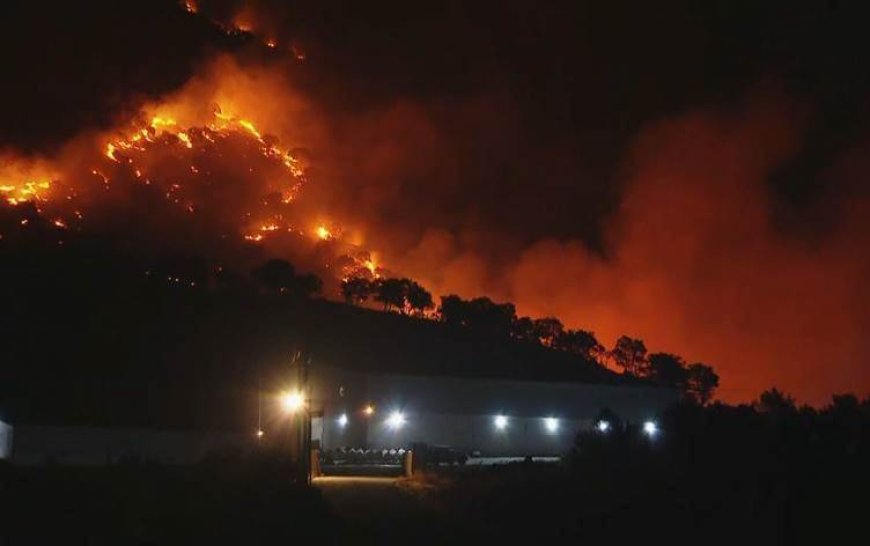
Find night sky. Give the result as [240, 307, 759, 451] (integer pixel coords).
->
[2, 0, 869, 403]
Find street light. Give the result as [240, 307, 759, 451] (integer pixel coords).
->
[281, 390, 305, 413]
[337, 413, 349, 427]
[363, 404, 375, 417]
[494, 415, 508, 431]
[386, 410, 406, 429]
[643, 420, 658, 437]
[597, 420, 611, 433]
[544, 417, 559, 433]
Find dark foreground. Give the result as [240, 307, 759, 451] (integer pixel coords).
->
[3, 400, 869, 545]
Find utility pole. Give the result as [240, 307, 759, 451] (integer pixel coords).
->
[291, 351, 312, 484]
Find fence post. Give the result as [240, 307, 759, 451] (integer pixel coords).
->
[403, 450, 414, 477]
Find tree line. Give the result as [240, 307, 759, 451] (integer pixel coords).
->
[246, 261, 721, 405]
[339, 274, 720, 404]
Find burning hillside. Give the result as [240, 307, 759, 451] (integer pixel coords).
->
[0, 56, 383, 287]
[1, 0, 869, 404]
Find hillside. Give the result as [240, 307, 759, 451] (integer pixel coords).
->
[0, 226, 625, 429]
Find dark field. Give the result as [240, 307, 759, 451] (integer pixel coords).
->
[3, 400, 868, 545]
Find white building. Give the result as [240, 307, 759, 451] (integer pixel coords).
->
[310, 366, 677, 457]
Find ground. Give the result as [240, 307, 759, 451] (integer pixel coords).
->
[313, 476, 442, 544]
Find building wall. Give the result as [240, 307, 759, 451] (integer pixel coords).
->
[321, 411, 590, 456]
[0, 420, 12, 459]
[312, 367, 678, 456]
[7, 426, 250, 465]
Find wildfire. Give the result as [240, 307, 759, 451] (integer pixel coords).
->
[0, 54, 389, 298]
[316, 225, 332, 240]
[0, 179, 52, 205]
[364, 258, 379, 277]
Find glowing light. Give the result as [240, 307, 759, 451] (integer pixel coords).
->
[238, 119, 262, 140]
[291, 44, 306, 61]
[105, 143, 119, 162]
[0, 179, 53, 205]
[316, 226, 332, 240]
[363, 405, 375, 416]
[150, 116, 177, 129]
[494, 415, 508, 430]
[597, 420, 611, 433]
[337, 413, 349, 427]
[643, 420, 658, 437]
[256, 429, 264, 438]
[280, 391, 305, 413]
[386, 411, 406, 429]
[266, 39, 277, 48]
[544, 417, 559, 433]
[177, 132, 193, 148]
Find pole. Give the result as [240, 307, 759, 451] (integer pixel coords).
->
[293, 353, 312, 484]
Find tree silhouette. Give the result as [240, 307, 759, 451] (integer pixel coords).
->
[341, 277, 372, 305]
[291, 273, 322, 299]
[532, 317, 564, 347]
[373, 278, 407, 311]
[438, 295, 516, 337]
[439, 294, 467, 325]
[648, 352, 688, 389]
[468, 297, 515, 336]
[755, 388, 797, 415]
[406, 281, 434, 316]
[511, 316, 536, 342]
[252, 259, 296, 293]
[686, 363, 719, 404]
[610, 336, 649, 377]
[555, 329, 604, 361]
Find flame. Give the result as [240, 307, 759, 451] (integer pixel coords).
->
[177, 132, 193, 148]
[0, 56, 389, 297]
[0, 179, 52, 205]
[316, 225, 332, 240]
[364, 258, 379, 277]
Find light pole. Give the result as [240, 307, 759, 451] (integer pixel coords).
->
[280, 352, 313, 484]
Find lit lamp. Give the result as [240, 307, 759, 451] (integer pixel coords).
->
[494, 415, 508, 431]
[386, 410, 406, 429]
[544, 417, 559, 433]
[280, 390, 305, 413]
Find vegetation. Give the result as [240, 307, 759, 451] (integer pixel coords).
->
[422, 392, 870, 544]
[252, 258, 322, 298]
[340, 273, 720, 402]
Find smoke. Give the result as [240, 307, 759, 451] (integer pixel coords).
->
[3, 1, 869, 404]
[383, 93, 870, 404]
